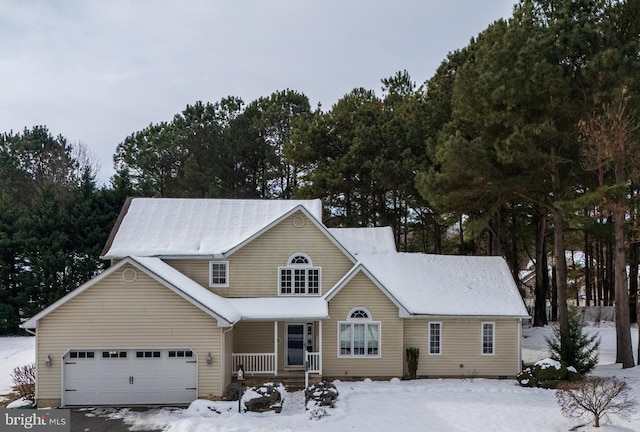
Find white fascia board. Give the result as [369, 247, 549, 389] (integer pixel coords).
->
[324, 263, 410, 318]
[223, 205, 357, 264]
[21, 259, 132, 329]
[129, 257, 235, 326]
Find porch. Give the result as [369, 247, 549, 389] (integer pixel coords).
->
[230, 320, 323, 387]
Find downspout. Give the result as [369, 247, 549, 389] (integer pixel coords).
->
[222, 324, 234, 392]
[518, 318, 522, 374]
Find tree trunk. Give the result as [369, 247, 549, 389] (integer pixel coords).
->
[550, 146, 569, 362]
[613, 206, 634, 368]
[534, 209, 548, 327]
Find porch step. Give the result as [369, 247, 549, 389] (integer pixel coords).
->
[241, 374, 322, 392]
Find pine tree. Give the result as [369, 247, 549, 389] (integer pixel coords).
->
[546, 307, 601, 376]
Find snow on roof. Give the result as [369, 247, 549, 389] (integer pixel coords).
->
[328, 227, 397, 255]
[357, 253, 529, 317]
[226, 297, 328, 320]
[130, 257, 241, 324]
[103, 198, 323, 258]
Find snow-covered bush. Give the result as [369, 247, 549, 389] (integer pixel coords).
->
[305, 381, 339, 409]
[516, 358, 580, 389]
[241, 382, 285, 413]
[556, 377, 636, 427]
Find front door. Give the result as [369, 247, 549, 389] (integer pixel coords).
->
[286, 323, 314, 367]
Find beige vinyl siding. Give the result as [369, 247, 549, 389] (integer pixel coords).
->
[35, 263, 224, 405]
[234, 322, 274, 354]
[323, 271, 403, 378]
[167, 211, 354, 298]
[403, 318, 521, 377]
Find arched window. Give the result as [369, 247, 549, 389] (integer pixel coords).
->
[278, 253, 321, 295]
[338, 307, 380, 357]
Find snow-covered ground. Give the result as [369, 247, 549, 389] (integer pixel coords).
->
[0, 325, 638, 431]
[0, 336, 35, 399]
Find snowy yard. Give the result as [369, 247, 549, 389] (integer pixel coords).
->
[1, 323, 639, 431]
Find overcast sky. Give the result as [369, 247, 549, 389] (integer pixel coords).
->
[1, 0, 516, 185]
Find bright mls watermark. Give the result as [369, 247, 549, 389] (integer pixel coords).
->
[1, 409, 70, 432]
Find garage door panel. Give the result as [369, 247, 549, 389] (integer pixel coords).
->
[63, 349, 198, 406]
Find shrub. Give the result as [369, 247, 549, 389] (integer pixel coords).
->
[305, 381, 339, 409]
[406, 347, 419, 379]
[546, 306, 600, 376]
[241, 382, 285, 413]
[556, 377, 636, 427]
[10, 363, 35, 401]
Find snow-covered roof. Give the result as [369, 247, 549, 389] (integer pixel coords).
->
[355, 253, 529, 318]
[328, 227, 397, 255]
[102, 198, 324, 258]
[226, 297, 328, 320]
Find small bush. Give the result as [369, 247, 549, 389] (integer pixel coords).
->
[305, 381, 339, 409]
[406, 347, 419, 379]
[10, 363, 35, 401]
[556, 377, 636, 427]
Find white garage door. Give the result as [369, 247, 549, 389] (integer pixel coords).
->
[63, 349, 197, 406]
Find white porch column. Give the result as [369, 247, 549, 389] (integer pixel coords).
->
[318, 320, 323, 375]
[274, 320, 278, 376]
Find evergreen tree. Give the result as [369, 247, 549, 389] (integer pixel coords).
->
[546, 307, 601, 375]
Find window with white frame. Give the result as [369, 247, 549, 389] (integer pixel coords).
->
[481, 322, 495, 355]
[429, 322, 442, 355]
[338, 308, 380, 357]
[278, 253, 321, 295]
[209, 261, 229, 287]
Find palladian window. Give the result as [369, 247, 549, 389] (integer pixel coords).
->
[338, 307, 380, 357]
[278, 253, 321, 295]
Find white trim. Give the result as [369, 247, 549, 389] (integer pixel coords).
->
[287, 253, 313, 266]
[336, 316, 381, 359]
[481, 322, 495, 356]
[22, 257, 238, 330]
[346, 307, 372, 320]
[223, 205, 357, 265]
[278, 264, 322, 296]
[285, 323, 307, 368]
[428, 321, 442, 355]
[274, 321, 278, 376]
[325, 264, 410, 318]
[209, 260, 229, 287]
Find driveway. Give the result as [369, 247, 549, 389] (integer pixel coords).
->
[70, 407, 164, 432]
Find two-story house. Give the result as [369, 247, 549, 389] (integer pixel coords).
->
[22, 198, 529, 407]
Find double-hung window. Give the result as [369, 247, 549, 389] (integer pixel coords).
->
[481, 322, 495, 355]
[210, 261, 229, 287]
[279, 253, 321, 295]
[429, 322, 442, 355]
[338, 308, 380, 357]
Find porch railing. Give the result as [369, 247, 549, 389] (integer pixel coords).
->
[306, 351, 321, 374]
[232, 353, 276, 375]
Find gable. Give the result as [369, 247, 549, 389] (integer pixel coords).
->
[39, 263, 217, 331]
[22, 257, 239, 329]
[215, 210, 356, 297]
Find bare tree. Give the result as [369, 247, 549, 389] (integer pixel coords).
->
[579, 87, 639, 368]
[556, 378, 636, 427]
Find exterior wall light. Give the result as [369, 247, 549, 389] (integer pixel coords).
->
[45, 354, 52, 367]
[206, 352, 213, 365]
